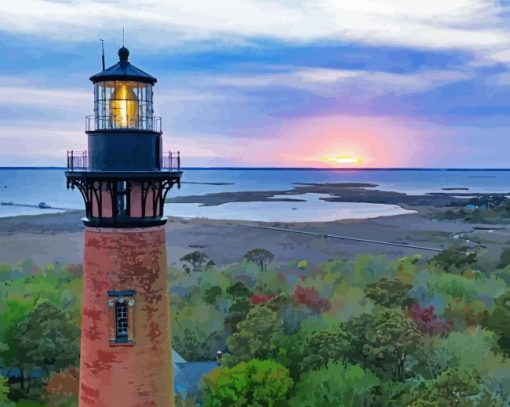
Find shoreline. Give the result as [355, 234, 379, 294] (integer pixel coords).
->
[1, 183, 509, 267]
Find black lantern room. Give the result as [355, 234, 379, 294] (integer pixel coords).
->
[66, 47, 182, 227]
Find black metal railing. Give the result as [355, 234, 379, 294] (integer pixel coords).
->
[161, 151, 181, 171]
[66, 150, 181, 172]
[86, 115, 162, 132]
[67, 150, 87, 171]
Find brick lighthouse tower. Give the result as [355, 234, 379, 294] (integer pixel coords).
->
[66, 46, 182, 407]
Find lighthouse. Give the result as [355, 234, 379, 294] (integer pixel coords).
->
[66, 46, 182, 406]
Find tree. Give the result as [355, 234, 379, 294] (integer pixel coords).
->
[180, 251, 211, 273]
[0, 376, 13, 406]
[289, 363, 380, 407]
[497, 248, 510, 269]
[485, 291, 510, 353]
[244, 249, 275, 272]
[227, 306, 282, 364]
[409, 303, 452, 337]
[18, 302, 80, 376]
[300, 329, 351, 372]
[44, 366, 79, 407]
[173, 304, 226, 360]
[430, 246, 477, 274]
[294, 285, 328, 313]
[407, 369, 499, 407]
[202, 359, 293, 407]
[203, 286, 223, 305]
[226, 282, 251, 299]
[346, 309, 421, 381]
[364, 277, 412, 308]
[0, 300, 33, 391]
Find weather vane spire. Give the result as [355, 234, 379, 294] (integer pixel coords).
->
[122, 27, 125, 47]
[99, 39, 105, 70]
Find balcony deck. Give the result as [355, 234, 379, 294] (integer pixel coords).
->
[66, 150, 181, 176]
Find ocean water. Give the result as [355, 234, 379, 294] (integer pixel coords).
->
[0, 168, 509, 221]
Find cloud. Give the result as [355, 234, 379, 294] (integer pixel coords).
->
[1, 0, 510, 64]
[213, 67, 473, 98]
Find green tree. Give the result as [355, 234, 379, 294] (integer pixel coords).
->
[300, 329, 351, 372]
[485, 291, 510, 353]
[497, 248, 510, 269]
[180, 251, 211, 273]
[430, 245, 477, 274]
[407, 369, 498, 407]
[173, 303, 226, 360]
[0, 376, 13, 406]
[202, 359, 293, 407]
[226, 282, 251, 299]
[227, 306, 282, 364]
[347, 309, 421, 381]
[289, 363, 380, 407]
[18, 302, 80, 376]
[203, 286, 223, 305]
[244, 249, 275, 272]
[364, 277, 413, 308]
[0, 300, 33, 391]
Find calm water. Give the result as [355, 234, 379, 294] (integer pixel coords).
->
[0, 169, 509, 221]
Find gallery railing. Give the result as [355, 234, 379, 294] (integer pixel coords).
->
[85, 115, 162, 132]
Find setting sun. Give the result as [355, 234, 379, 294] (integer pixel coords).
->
[322, 155, 363, 165]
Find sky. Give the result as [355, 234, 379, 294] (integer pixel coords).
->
[1, 0, 510, 168]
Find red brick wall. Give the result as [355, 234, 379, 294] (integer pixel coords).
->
[79, 225, 174, 407]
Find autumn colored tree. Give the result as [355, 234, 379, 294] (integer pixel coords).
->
[409, 303, 452, 337]
[294, 285, 329, 313]
[44, 365, 79, 406]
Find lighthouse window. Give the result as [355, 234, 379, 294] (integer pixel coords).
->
[115, 301, 129, 339]
[108, 290, 136, 345]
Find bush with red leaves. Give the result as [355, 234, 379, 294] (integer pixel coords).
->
[250, 294, 276, 305]
[294, 285, 329, 313]
[410, 303, 452, 336]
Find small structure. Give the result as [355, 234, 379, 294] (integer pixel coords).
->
[66, 47, 182, 406]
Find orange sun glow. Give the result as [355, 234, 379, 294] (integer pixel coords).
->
[322, 156, 363, 165]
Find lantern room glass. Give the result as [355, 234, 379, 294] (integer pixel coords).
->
[94, 81, 154, 130]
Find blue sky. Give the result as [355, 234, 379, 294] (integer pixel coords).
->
[1, 0, 510, 167]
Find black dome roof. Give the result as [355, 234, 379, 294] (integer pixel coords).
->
[89, 47, 157, 84]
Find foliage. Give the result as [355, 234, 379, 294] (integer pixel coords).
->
[364, 277, 412, 307]
[293, 285, 328, 313]
[2, 249, 510, 405]
[180, 251, 213, 273]
[0, 376, 13, 406]
[485, 291, 510, 353]
[299, 329, 351, 372]
[410, 303, 452, 336]
[243, 249, 275, 272]
[43, 366, 79, 407]
[202, 359, 292, 407]
[407, 368, 499, 407]
[347, 309, 421, 381]
[430, 245, 477, 274]
[18, 303, 80, 373]
[289, 363, 380, 407]
[226, 306, 282, 364]
[173, 303, 226, 360]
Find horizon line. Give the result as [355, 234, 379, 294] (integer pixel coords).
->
[2, 166, 510, 171]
